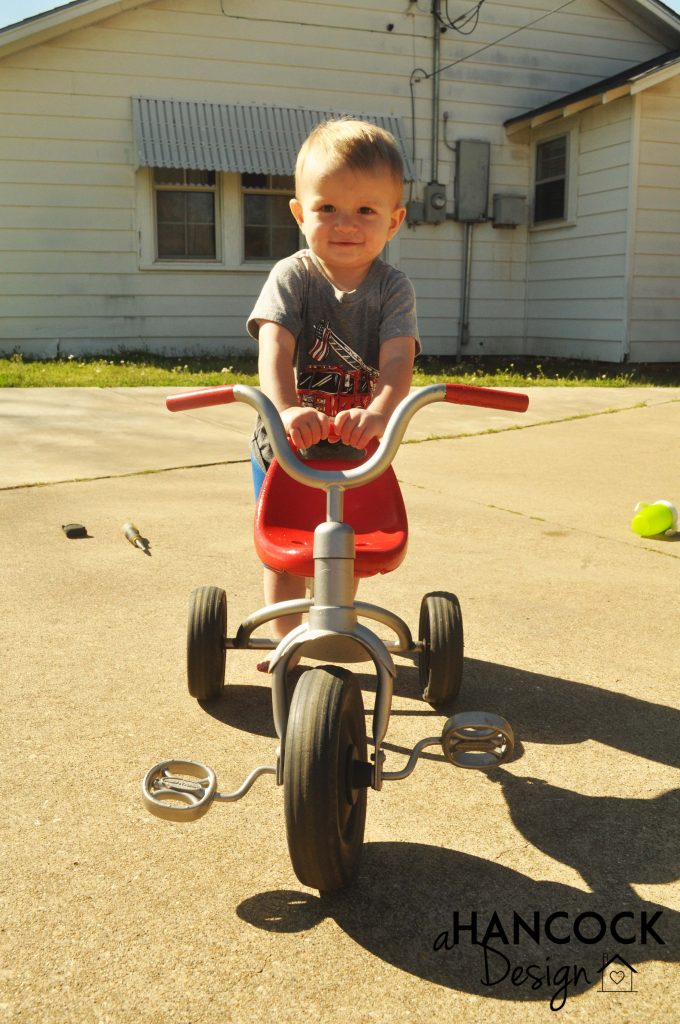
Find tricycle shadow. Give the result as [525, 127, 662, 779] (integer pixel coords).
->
[197, 684, 279, 738]
[196, 663, 430, 740]
[237, 833, 679, 1004]
[236, 657, 679, 1003]
[197, 655, 680, 773]
[459, 657, 680, 769]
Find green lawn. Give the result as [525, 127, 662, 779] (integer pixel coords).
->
[1, 351, 678, 388]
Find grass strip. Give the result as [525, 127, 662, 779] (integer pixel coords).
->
[2, 351, 679, 388]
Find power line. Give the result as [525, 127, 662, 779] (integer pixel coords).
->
[413, 0, 579, 83]
[435, 0, 487, 36]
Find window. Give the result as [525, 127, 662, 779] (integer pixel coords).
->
[137, 169, 301, 269]
[153, 168, 217, 260]
[533, 136, 568, 224]
[241, 173, 298, 260]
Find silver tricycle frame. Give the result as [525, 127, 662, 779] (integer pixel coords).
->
[142, 382, 528, 890]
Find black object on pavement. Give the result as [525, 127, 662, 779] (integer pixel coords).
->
[62, 523, 89, 539]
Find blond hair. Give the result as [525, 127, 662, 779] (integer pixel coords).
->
[295, 119, 404, 198]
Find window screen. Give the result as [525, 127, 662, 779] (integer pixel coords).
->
[534, 137, 567, 224]
[242, 173, 298, 260]
[154, 168, 217, 260]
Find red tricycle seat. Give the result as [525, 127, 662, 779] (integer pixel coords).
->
[254, 441, 408, 579]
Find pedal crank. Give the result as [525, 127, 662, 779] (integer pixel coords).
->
[142, 758, 277, 822]
[381, 711, 514, 782]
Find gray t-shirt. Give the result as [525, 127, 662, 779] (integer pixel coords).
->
[247, 249, 419, 469]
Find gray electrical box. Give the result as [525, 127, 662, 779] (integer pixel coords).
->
[454, 140, 490, 222]
[406, 200, 424, 226]
[493, 193, 527, 227]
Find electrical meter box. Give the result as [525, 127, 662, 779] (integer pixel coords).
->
[424, 181, 447, 223]
[454, 140, 490, 222]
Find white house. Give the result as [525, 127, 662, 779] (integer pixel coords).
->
[1, 0, 679, 362]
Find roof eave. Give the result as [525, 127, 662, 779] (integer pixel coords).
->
[0, 0, 154, 59]
[505, 52, 680, 136]
[505, 84, 633, 136]
[614, 0, 680, 37]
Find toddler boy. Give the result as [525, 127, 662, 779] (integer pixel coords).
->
[247, 118, 419, 667]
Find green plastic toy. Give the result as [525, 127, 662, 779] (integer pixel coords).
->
[631, 500, 677, 537]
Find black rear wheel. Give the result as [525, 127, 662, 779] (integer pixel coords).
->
[418, 591, 464, 707]
[186, 586, 226, 701]
[284, 666, 368, 892]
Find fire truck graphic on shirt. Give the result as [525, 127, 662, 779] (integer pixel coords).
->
[296, 320, 380, 418]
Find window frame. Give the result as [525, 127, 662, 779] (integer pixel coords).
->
[136, 168, 298, 272]
[135, 167, 401, 270]
[152, 168, 219, 263]
[530, 126, 578, 231]
[241, 172, 299, 263]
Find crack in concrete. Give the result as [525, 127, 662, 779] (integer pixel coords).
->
[0, 459, 250, 492]
[3, 395, 678, 493]
[402, 396, 680, 446]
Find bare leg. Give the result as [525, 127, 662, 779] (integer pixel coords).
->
[257, 567, 306, 672]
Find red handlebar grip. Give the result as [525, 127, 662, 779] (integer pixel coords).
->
[166, 386, 236, 412]
[445, 383, 529, 413]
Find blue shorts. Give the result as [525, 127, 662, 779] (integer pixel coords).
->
[250, 451, 266, 501]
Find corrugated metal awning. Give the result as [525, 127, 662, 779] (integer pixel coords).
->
[132, 97, 415, 180]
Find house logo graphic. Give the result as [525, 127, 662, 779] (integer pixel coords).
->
[598, 953, 638, 994]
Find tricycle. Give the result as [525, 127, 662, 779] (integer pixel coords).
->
[142, 381, 529, 891]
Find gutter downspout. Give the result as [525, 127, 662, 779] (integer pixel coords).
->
[431, 1, 441, 184]
[456, 222, 473, 361]
[621, 93, 641, 363]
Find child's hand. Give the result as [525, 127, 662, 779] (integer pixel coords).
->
[333, 408, 387, 449]
[281, 406, 331, 449]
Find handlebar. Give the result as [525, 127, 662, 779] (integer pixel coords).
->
[166, 383, 528, 491]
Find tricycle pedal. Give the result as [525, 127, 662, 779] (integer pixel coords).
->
[142, 759, 217, 822]
[142, 759, 278, 821]
[441, 712, 514, 769]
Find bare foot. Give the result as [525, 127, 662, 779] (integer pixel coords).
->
[257, 653, 302, 674]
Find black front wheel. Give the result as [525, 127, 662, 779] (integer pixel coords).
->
[186, 586, 227, 701]
[284, 666, 368, 892]
[418, 591, 464, 707]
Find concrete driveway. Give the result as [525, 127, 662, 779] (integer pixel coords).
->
[1, 384, 679, 1023]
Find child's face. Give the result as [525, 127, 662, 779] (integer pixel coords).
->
[290, 157, 406, 288]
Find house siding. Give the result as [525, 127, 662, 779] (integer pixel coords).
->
[0, 0, 676, 359]
[525, 100, 633, 361]
[629, 77, 680, 362]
